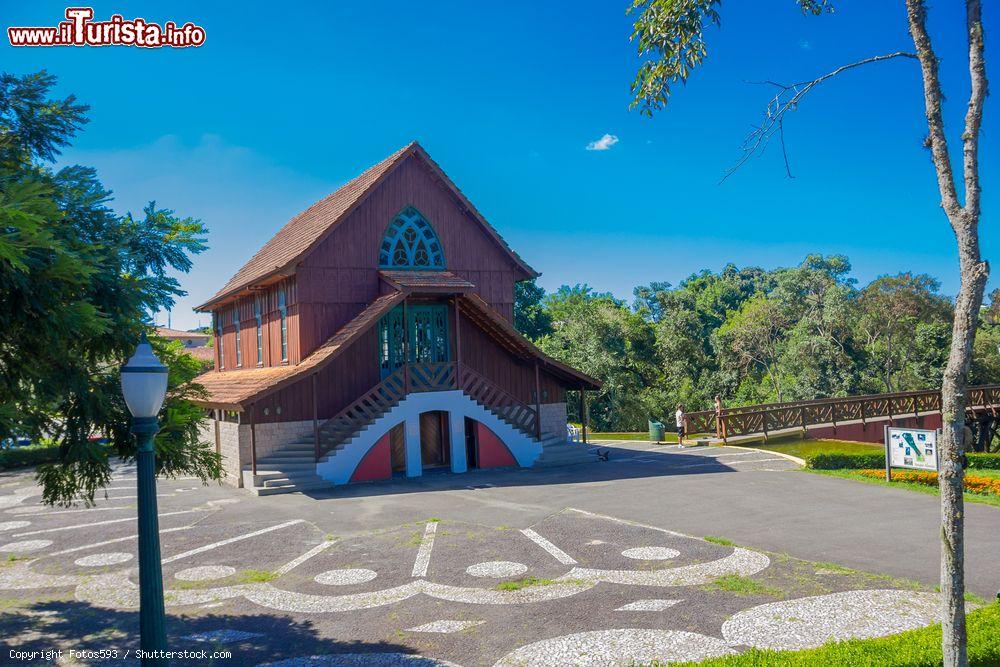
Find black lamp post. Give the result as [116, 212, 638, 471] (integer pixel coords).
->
[120, 333, 169, 665]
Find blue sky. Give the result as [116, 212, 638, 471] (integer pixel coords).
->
[3, 1, 996, 330]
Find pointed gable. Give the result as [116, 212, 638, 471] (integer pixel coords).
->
[197, 142, 536, 311]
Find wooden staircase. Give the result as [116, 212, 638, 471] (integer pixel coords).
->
[244, 361, 591, 494]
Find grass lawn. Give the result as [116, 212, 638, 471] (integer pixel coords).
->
[974, 468, 1000, 480]
[668, 603, 1000, 666]
[809, 469, 1000, 508]
[750, 435, 882, 460]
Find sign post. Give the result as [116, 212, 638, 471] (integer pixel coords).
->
[884, 426, 940, 482]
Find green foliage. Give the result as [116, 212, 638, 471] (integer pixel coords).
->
[0, 70, 220, 505]
[805, 452, 886, 470]
[0, 443, 60, 470]
[535, 285, 660, 430]
[628, 1, 833, 115]
[513, 278, 552, 339]
[530, 254, 973, 432]
[666, 603, 1000, 666]
[967, 453, 1000, 470]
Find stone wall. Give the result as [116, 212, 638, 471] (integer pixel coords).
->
[197, 419, 249, 487]
[198, 418, 314, 488]
[539, 402, 567, 439]
[251, 419, 314, 459]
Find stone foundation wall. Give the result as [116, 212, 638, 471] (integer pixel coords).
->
[539, 402, 568, 438]
[251, 420, 314, 459]
[198, 419, 249, 487]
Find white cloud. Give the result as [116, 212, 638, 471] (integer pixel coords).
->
[585, 133, 619, 151]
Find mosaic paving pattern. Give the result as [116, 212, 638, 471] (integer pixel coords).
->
[314, 568, 378, 585]
[406, 620, 485, 633]
[621, 546, 680, 560]
[175, 565, 237, 581]
[73, 551, 133, 567]
[465, 561, 528, 578]
[494, 629, 736, 666]
[0, 462, 954, 667]
[722, 589, 941, 650]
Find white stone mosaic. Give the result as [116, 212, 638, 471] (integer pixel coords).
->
[184, 629, 264, 644]
[175, 565, 236, 581]
[466, 561, 527, 578]
[615, 599, 683, 612]
[0, 539, 52, 553]
[0, 521, 31, 531]
[314, 568, 378, 586]
[405, 620, 484, 633]
[621, 546, 680, 560]
[494, 629, 735, 666]
[722, 589, 940, 650]
[259, 654, 461, 667]
[74, 552, 134, 567]
[564, 547, 769, 587]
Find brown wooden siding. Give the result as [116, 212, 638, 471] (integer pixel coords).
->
[458, 312, 565, 405]
[213, 277, 300, 371]
[295, 155, 520, 358]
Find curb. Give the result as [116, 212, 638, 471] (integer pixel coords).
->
[721, 444, 806, 467]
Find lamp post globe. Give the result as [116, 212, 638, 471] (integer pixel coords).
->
[121, 333, 169, 665]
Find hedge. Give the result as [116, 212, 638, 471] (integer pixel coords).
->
[807, 451, 1000, 470]
[0, 444, 60, 470]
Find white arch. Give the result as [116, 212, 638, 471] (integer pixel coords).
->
[315, 390, 541, 485]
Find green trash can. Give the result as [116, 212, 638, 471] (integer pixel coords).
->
[648, 419, 665, 443]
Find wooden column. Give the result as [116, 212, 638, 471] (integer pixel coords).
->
[213, 409, 221, 455]
[249, 403, 257, 477]
[312, 374, 320, 461]
[580, 386, 588, 444]
[453, 297, 463, 388]
[533, 362, 542, 439]
[402, 298, 409, 393]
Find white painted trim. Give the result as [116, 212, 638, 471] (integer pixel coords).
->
[315, 390, 542, 485]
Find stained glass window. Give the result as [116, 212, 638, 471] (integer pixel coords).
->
[378, 207, 445, 269]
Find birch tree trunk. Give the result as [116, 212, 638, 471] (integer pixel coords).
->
[905, 2, 988, 665]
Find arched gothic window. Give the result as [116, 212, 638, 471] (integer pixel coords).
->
[378, 207, 445, 269]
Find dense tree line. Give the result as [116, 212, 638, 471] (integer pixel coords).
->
[517, 255, 1000, 431]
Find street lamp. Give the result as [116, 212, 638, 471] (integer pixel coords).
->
[121, 333, 169, 665]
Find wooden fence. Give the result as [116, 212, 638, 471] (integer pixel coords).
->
[685, 385, 1000, 441]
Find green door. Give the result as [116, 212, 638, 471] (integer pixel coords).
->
[378, 305, 450, 379]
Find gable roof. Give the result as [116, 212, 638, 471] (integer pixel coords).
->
[196, 142, 537, 311]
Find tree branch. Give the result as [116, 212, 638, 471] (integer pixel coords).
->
[962, 0, 987, 218]
[723, 52, 917, 183]
[906, 0, 962, 217]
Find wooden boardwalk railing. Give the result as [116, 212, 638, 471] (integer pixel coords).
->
[686, 384, 1000, 442]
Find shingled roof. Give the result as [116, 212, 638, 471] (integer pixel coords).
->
[196, 142, 537, 311]
[191, 288, 599, 410]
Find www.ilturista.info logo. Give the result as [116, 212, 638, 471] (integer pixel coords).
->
[8, 7, 205, 48]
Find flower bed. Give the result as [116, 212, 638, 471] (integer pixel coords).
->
[856, 468, 1000, 495]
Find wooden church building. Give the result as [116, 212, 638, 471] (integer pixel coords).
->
[194, 142, 599, 494]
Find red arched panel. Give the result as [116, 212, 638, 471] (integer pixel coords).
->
[475, 422, 517, 468]
[351, 432, 392, 482]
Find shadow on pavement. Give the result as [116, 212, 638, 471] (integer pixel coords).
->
[0, 599, 422, 665]
[298, 443, 739, 501]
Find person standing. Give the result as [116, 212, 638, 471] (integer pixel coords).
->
[675, 404, 686, 447]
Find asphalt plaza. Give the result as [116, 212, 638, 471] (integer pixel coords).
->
[1, 442, 999, 666]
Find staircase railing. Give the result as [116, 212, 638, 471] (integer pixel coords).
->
[316, 367, 407, 460]
[459, 365, 538, 439]
[314, 361, 539, 461]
